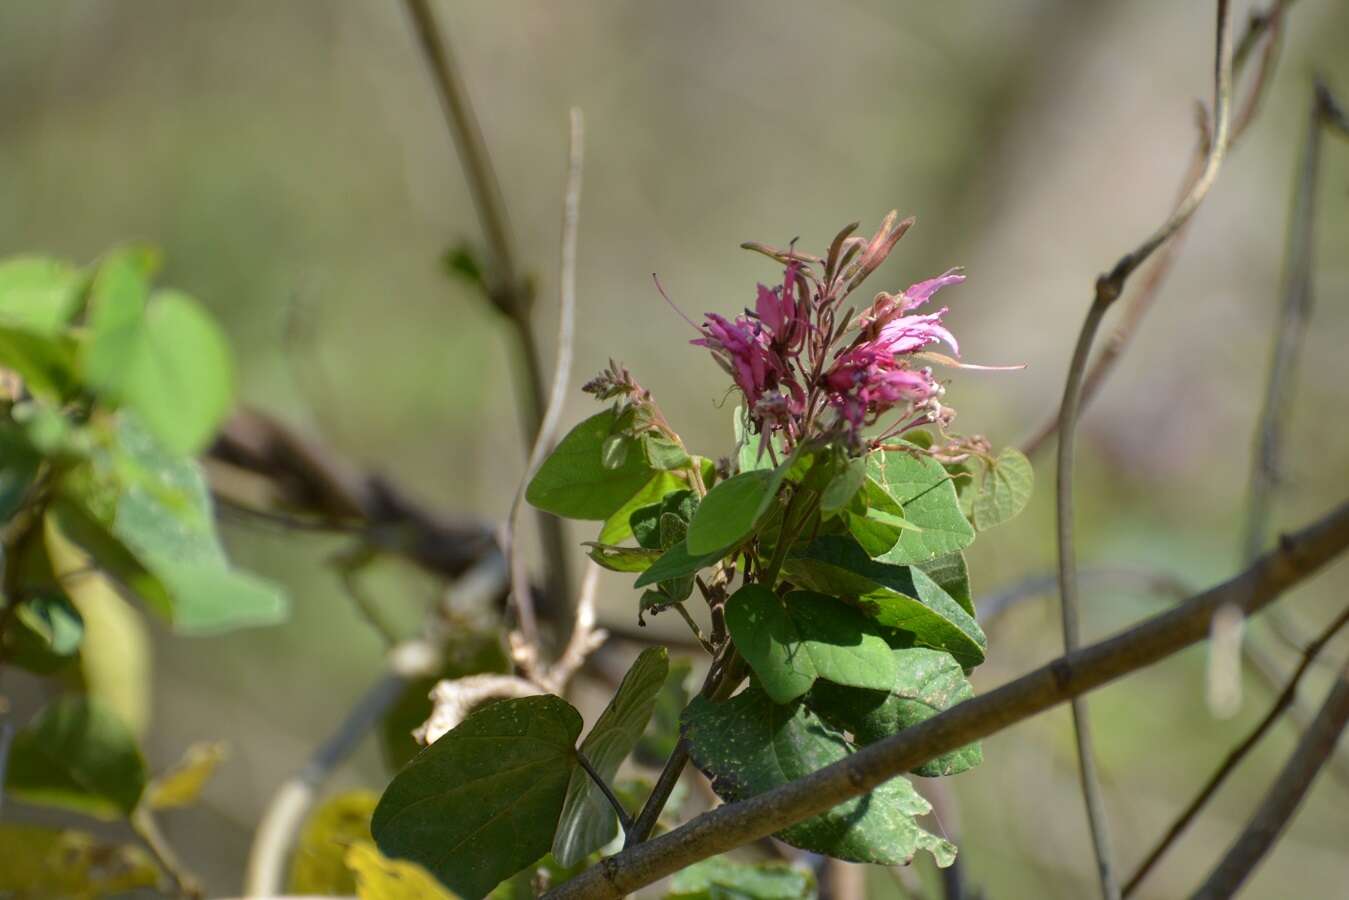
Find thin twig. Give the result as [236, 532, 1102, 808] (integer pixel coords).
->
[1190, 664, 1349, 899]
[1234, 77, 1349, 788]
[544, 498, 1349, 900]
[1021, 0, 1290, 458]
[401, 0, 572, 615]
[1053, 5, 1232, 897]
[577, 750, 635, 833]
[1123, 604, 1349, 896]
[131, 806, 203, 899]
[977, 567, 1191, 628]
[503, 108, 585, 650]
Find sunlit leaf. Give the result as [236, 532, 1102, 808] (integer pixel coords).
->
[83, 255, 233, 455]
[725, 585, 897, 704]
[686, 468, 782, 554]
[864, 448, 974, 563]
[145, 741, 228, 809]
[584, 542, 661, 573]
[972, 447, 1034, 531]
[0, 256, 86, 333]
[597, 471, 684, 544]
[783, 537, 985, 667]
[288, 790, 379, 895]
[526, 409, 657, 520]
[345, 841, 455, 900]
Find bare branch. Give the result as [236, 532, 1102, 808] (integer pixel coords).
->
[1123, 603, 1349, 896]
[977, 567, 1191, 628]
[401, 0, 572, 614]
[504, 108, 585, 649]
[1052, 5, 1234, 896]
[543, 497, 1349, 899]
[1190, 664, 1349, 899]
[1020, 0, 1291, 458]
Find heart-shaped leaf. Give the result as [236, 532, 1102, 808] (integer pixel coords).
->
[725, 585, 897, 704]
[372, 695, 583, 899]
[682, 687, 954, 867]
[864, 448, 974, 563]
[809, 647, 982, 776]
[526, 409, 657, 520]
[972, 447, 1034, 530]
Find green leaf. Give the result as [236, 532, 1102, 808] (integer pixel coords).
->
[597, 471, 683, 545]
[915, 552, 973, 618]
[972, 447, 1034, 531]
[288, 790, 378, 895]
[632, 489, 699, 551]
[819, 457, 866, 515]
[526, 409, 657, 520]
[372, 695, 583, 899]
[553, 648, 668, 866]
[0, 424, 42, 523]
[0, 325, 78, 401]
[49, 417, 288, 633]
[809, 648, 982, 776]
[4, 591, 84, 674]
[633, 539, 728, 589]
[635, 658, 693, 766]
[735, 405, 786, 474]
[4, 695, 148, 819]
[864, 448, 974, 563]
[783, 537, 986, 667]
[643, 434, 692, 471]
[443, 243, 487, 290]
[725, 586, 897, 704]
[687, 468, 782, 555]
[0, 823, 158, 897]
[667, 856, 817, 899]
[584, 542, 661, 573]
[0, 255, 86, 334]
[682, 688, 955, 867]
[145, 741, 228, 809]
[83, 255, 234, 455]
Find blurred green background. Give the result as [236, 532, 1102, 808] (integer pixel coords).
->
[2, 1, 1347, 897]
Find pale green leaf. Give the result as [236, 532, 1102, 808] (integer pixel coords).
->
[553, 648, 668, 866]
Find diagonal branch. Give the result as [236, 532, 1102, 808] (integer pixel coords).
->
[1020, 0, 1292, 458]
[544, 498, 1349, 900]
[1189, 663, 1349, 900]
[1123, 602, 1349, 896]
[1054, 4, 1233, 897]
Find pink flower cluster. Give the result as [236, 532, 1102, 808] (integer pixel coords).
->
[692, 216, 966, 450]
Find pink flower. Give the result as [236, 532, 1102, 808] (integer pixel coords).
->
[824, 346, 937, 428]
[754, 263, 808, 350]
[902, 267, 965, 309]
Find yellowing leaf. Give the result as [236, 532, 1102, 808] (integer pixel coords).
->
[287, 790, 379, 895]
[0, 823, 159, 899]
[345, 841, 457, 900]
[146, 741, 228, 809]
